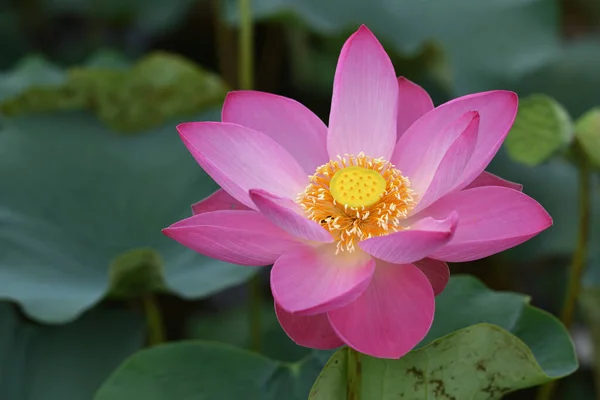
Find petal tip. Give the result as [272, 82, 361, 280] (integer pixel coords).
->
[347, 24, 380, 47]
[175, 122, 190, 135]
[505, 90, 518, 100]
[397, 76, 417, 86]
[540, 208, 553, 229]
[221, 91, 237, 118]
[176, 121, 211, 139]
[356, 24, 373, 34]
[461, 110, 481, 127]
[161, 227, 175, 238]
[503, 90, 519, 110]
[222, 90, 254, 117]
[514, 190, 553, 231]
[491, 90, 519, 109]
[223, 90, 241, 103]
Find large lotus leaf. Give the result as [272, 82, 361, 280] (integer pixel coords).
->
[223, 0, 560, 94]
[0, 302, 145, 400]
[94, 342, 332, 400]
[309, 275, 577, 399]
[0, 110, 256, 323]
[0, 53, 255, 323]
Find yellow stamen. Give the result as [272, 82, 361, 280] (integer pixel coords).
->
[297, 152, 416, 253]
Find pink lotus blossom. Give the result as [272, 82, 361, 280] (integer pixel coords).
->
[163, 25, 551, 358]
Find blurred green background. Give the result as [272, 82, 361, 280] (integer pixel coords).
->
[1, 0, 599, 399]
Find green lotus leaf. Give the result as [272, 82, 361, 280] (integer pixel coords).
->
[94, 342, 331, 400]
[310, 275, 577, 399]
[0, 302, 145, 400]
[0, 56, 254, 323]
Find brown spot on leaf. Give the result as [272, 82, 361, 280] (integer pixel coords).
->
[476, 360, 487, 372]
[431, 379, 457, 400]
[406, 367, 425, 391]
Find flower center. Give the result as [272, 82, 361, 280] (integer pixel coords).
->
[297, 152, 416, 253]
[329, 166, 387, 208]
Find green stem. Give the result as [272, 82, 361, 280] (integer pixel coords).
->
[347, 348, 362, 400]
[249, 274, 262, 352]
[238, 0, 254, 90]
[212, 0, 237, 87]
[559, 153, 591, 328]
[536, 145, 591, 400]
[142, 293, 165, 346]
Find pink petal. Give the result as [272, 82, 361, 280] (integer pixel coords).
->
[177, 122, 308, 209]
[271, 244, 375, 315]
[222, 91, 329, 174]
[249, 189, 333, 243]
[397, 110, 478, 188]
[411, 112, 479, 214]
[422, 187, 552, 262]
[414, 258, 449, 295]
[275, 302, 344, 350]
[163, 210, 299, 266]
[327, 25, 398, 160]
[191, 189, 250, 215]
[359, 212, 458, 264]
[393, 91, 518, 190]
[327, 261, 435, 359]
[465, 171, 523, 192]
[397, 77, 434, 137]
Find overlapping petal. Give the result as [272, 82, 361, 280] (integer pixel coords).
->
[465, 171, 523, 192]
[271, 244, 375, 315]
[396, 77, 434, 137]
[327, 25, 398, 160]
[191, 189, 250, 215]
[410, 112, 479, 213]
[394, 111, 477, 192]
[327, 261, 434, 358]
[422, 187, 552, 262]
[177, 122, 307, 209]
[222, 91, 329, 174]
[163, 210, 300, 266]
[359, 212, 458, 264]
[392, 90, 518, 190]
[275, 302, 343, 350]
[249, 189, 333, 243]
[414, 258, 450, 295]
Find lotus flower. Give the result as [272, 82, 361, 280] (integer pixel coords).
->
[163, 25, 551, 358]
